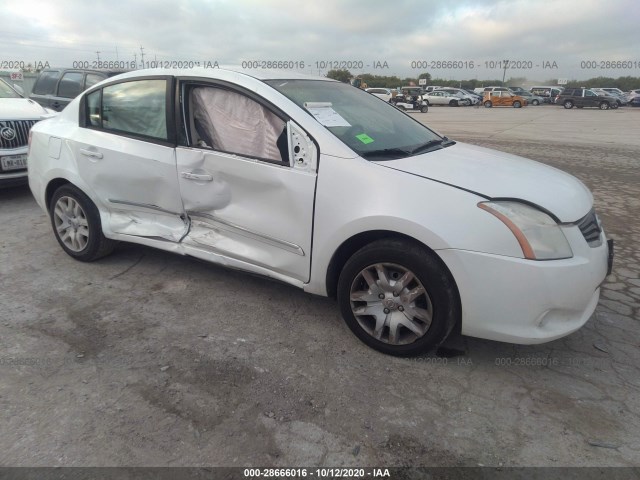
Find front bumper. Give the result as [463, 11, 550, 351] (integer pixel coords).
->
[0, 170, 28, 188]
[437, 227, 610, 344]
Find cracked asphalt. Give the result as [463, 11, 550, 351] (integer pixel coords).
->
[0, 106, 638, 467]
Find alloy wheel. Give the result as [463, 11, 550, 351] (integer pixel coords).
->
[349, 263, 433, 345]
[53, 196, 90, 252]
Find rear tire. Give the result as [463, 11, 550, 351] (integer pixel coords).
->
[484, 101, 492, 108]
[449, 100, 458, 107]
[337, 239, 459, 356]
[420, 105, 428, 113]
[563, 100, 574, 109]
[49, 185, 117, 261]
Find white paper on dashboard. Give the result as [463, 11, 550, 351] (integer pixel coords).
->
[304, 103, 351, 127]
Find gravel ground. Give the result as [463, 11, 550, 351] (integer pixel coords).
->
[0, 107, 638, 467]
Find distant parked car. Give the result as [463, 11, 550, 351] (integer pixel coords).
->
[483, 91, 527, 108]
[0, 78, 56, 187]
[506, 86, 527, 94]
[517, 91, 544, 106]
[590, 88, 627, 106]
[600, 88, 625, 96]
[530, 86, 564, 104]
[628, 96, 640, 107]
[423, 90, 466, 106]
[483, 86, 513, 94]
[29, 68, 127, 111]
[556, 88, 618, 110]
[365, 88, 393, 102]
[436, 88, 479, 105]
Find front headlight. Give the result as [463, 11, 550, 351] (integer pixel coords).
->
[478, 201, 573, 260]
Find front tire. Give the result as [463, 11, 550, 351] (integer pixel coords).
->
[532, 99, 540, 106]
[49, 185, 117, 261]
[449, 100, 458, 107]
[484, 101, 492, 108]
[420, 105, 428, 113]
[563, 100, 574, 109]
[513, 101, 522, 108]
[337, 239, 459, 356]
[599, 102, 610, 110]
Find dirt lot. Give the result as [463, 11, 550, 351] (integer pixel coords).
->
[1, 106, 639, 467]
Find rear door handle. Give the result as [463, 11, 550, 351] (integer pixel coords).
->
[181, 172, 213, 181]
[80, 149, 103, 159]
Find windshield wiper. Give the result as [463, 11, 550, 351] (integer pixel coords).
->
[361, 147, 412, 159]
[410, 136, 457, 155]
[409, 139, 445, 155]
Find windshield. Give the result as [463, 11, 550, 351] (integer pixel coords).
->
[265, 79, 444, 159]
[0, 79, 22, 98]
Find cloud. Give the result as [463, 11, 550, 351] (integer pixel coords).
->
[1, 0, 638, 80]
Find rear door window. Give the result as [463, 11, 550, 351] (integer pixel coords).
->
[57, 71, 84, 98]
[85, 73, 105, 90]
[84, 79, 169, 141]
[33, 70, 61, 95]
[102, 80, 168, 140]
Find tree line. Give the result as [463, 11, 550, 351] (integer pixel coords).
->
[326, 69, 640, 90]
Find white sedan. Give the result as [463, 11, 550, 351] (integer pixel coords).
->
[28, 68, 612, 356]
[423, 90, 469, 106]
[365, 87, 393, 102]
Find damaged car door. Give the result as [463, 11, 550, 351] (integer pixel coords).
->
[74, 77, 186, 241]
[175, 82, 317, 283]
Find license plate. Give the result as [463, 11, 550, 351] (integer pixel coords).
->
[1, 154, 27, 171]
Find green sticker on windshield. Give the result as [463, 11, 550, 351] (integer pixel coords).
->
[355, 133, 374, 144]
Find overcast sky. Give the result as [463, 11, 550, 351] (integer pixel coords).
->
[2, 0, 639, 82]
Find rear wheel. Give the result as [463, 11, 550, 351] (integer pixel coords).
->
[484, 101, 492, 108]
[420, 105, 428, 113]
[337, 239, 459, 356]
[449, 100, 458, 107]
[599, 102, 610, 110]
[563, 100, 574, 109]
[49, 184, 117, 261]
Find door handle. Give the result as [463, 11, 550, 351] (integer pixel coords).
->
[79, 149, 103, 159]
[181, 172, 213, 181]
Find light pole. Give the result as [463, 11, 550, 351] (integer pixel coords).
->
[502, 59, 509, 85]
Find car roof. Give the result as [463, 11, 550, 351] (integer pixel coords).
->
[106, 66, 334, 83]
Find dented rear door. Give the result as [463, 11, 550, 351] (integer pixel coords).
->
[74, 77, 186, 241]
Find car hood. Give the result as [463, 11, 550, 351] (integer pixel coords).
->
[0, 98, 52, 120]
[379, 142, 592, 222]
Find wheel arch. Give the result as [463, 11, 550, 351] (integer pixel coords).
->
[324, 230, 460, 307]
[45, 178, 73, 212]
